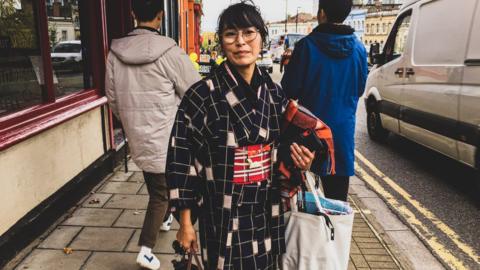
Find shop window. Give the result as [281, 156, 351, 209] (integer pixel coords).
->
[0, 0, 44, 116]
[47, 0, 90, 99]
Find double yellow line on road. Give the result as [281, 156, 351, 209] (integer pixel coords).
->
[354, 150, 480, 270]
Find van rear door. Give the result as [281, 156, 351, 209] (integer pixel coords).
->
[400, 0, 477, 160]
[459, 2, 480, 168]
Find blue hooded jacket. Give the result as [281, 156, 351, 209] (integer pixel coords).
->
[281, 24, 368, 176]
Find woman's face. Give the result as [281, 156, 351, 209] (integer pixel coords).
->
[221, 27, 262, 69]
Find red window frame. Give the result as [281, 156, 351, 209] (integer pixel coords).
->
[0, 0, 111, 151]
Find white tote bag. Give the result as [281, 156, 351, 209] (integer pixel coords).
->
[282, 172, 354, 270]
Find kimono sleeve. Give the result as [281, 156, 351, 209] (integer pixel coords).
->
[281, 40, 309, 100]
[166, 88, 206, 211]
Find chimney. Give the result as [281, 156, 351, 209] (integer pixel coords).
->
[53, 0, 61, 17]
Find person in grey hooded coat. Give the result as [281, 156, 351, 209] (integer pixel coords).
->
[105, 1, 201, 269]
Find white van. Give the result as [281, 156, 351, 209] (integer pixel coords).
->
[364, 0, 480, 173]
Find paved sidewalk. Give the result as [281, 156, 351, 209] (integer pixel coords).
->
[9, 161, 408, 270]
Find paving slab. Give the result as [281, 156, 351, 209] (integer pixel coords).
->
[38, 226, 82, 249]
[125, 229, 179, 254]
[113, 210, 145, 228]
[125, 230, 142, 252]
[357, 197, 409, 231]
[127, 161, 142, 172]
[138, 183, 148, 195]
[103, 194, 149, 209]
[127, 172, 145, 183]
[158, 254, 178, 270]
[81, 193, 112, 208]
[108, 171, 133, 182]
[82, 252, 138, 270]
[62, 208, 122, 227]
[98, 182, 142, 194]
[386, 230, 445, 270]
[14, 249, 90, 270]
[350, 184, 379, 198]
[70, 227, 134, 252]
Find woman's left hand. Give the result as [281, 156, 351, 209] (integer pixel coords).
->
[290, 143, 315, 171]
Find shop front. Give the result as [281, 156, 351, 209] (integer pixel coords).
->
[0, 0, 196, 266]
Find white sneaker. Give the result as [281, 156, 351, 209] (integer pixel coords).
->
[160, 214, 173, 232]
[136, 246, 160, 270]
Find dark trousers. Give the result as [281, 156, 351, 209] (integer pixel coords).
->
[138, 172, 170, 248]
[320, 175, 350, 202]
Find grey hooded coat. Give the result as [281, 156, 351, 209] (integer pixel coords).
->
[105, 28, 201, 173]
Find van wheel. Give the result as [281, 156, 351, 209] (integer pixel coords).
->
[367, 103, 389, 142]
[475, 170, 480, 191]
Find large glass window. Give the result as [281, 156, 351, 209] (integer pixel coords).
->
[0, 0, 43, 116]
[47, 0, 90, 98]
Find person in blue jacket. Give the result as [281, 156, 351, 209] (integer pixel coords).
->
[281, 0, 368, 202]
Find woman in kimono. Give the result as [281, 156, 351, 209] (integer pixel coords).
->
[166, 2, 315, 270]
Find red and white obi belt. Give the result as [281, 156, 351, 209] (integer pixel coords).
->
[233, 144, 272, 185]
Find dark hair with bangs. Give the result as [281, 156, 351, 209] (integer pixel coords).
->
[217, 1, 268, 45]
[132, 0, 164, 22]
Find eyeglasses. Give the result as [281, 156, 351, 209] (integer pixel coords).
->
[222, 28, 259, 44]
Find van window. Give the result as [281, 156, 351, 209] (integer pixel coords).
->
[383, 12, 412, 63]
[413, 0, 477, 65]
[393, 16, 411, 57]
[466, 3, 480, 60]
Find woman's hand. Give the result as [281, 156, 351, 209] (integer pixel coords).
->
[290, 143, 315, 171]
[177, 209, 198, 253]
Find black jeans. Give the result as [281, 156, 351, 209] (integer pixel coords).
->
[138, 172, 170, 248]
[320, 175, 350, 202]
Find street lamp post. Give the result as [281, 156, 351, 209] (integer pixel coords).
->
[285, 0, 288, 34]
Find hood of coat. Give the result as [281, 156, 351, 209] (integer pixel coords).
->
[307, 24, 357, 59]
[110, 28, 176, 65]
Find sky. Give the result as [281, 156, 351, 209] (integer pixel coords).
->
[202, 0, 319, 32]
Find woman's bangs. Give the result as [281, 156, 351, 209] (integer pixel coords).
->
[222, 10, 257, 31]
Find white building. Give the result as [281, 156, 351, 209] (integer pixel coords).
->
[267, 13, 318, 38]
[344, 9, 368, 43]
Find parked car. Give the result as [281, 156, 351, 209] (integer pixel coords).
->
[284, 33, 305, 50]
[364, 0, 480, 174]
[50, 40, 83, 72]
[257, 49, 274, 73]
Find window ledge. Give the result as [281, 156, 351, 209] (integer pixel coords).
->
[0, 90, 107, 151]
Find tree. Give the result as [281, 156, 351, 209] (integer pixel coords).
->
[0, 0, 37, 50]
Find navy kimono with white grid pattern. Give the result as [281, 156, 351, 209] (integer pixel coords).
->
[166, 63, 287, 270]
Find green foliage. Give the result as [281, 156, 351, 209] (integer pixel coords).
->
[0, 0, 38, 49]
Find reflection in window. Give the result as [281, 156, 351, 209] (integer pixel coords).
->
[393, 15, 411, 56]
[47, 0, 89, 98]
[0, 0, 43, 116]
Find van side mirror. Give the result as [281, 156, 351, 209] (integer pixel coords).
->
[372, 52, 385, 65]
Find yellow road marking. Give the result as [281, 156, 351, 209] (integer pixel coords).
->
[354, 163, 467, 269]
[355, 150, 480, 266]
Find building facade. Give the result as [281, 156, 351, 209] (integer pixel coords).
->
[267, 13, 318, 38]
[363, 10, 399, 47]
[344, 9, 368, 43]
